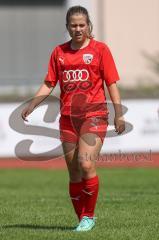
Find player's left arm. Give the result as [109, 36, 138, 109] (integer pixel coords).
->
[107, 82, 125, 134]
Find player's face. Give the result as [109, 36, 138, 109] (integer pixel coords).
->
[67, 14, 89, 44]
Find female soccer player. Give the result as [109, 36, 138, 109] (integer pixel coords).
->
[21, 6, 125, 231]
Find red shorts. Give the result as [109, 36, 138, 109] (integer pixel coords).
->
[59, 115, 108, 144]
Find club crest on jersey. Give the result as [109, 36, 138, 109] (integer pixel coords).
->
[83, 54, 93, 64]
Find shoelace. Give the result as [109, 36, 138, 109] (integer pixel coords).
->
[80, 217, 90, 227]
[80, 217, 95, 227]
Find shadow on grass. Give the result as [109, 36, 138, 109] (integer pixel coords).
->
[2, 224, 74, 231]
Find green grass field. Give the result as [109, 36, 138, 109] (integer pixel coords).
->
[0, 168, 159, 240]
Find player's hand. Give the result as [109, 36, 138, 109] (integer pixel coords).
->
[21, 106, 34, 122]
[114, 115, 125, 134]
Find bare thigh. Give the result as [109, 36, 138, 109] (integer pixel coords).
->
[78, 133, 103, 179]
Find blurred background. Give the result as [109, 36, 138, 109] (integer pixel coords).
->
[0, 0, 159, 99]
[0, 0, 159, 163]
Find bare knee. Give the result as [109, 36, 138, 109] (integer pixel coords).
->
[78, 154, 95, 174]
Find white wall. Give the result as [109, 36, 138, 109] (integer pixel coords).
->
[105, 0, 159, 87]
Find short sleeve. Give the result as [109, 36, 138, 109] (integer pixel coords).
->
[100, 45, 120, 87]
[44, 47, 58, 87]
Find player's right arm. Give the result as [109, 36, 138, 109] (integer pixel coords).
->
[22, 46, 58, 121]
[21, 81, 54, 122]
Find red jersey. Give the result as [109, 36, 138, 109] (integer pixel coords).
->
[44, 38, 120, 118]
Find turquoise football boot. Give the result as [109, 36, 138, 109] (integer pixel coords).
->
[73, 216, 95, 232]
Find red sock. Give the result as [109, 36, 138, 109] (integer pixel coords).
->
[69, 181, 84, 220]
[80, 175, 99, 219]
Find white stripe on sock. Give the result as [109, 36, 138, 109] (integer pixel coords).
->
[71, 196, 80, 201]
[82, 189, 94, 196]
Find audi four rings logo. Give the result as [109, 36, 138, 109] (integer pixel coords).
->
[62, 69, 92, 92]
[63, 69, 89, 82]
